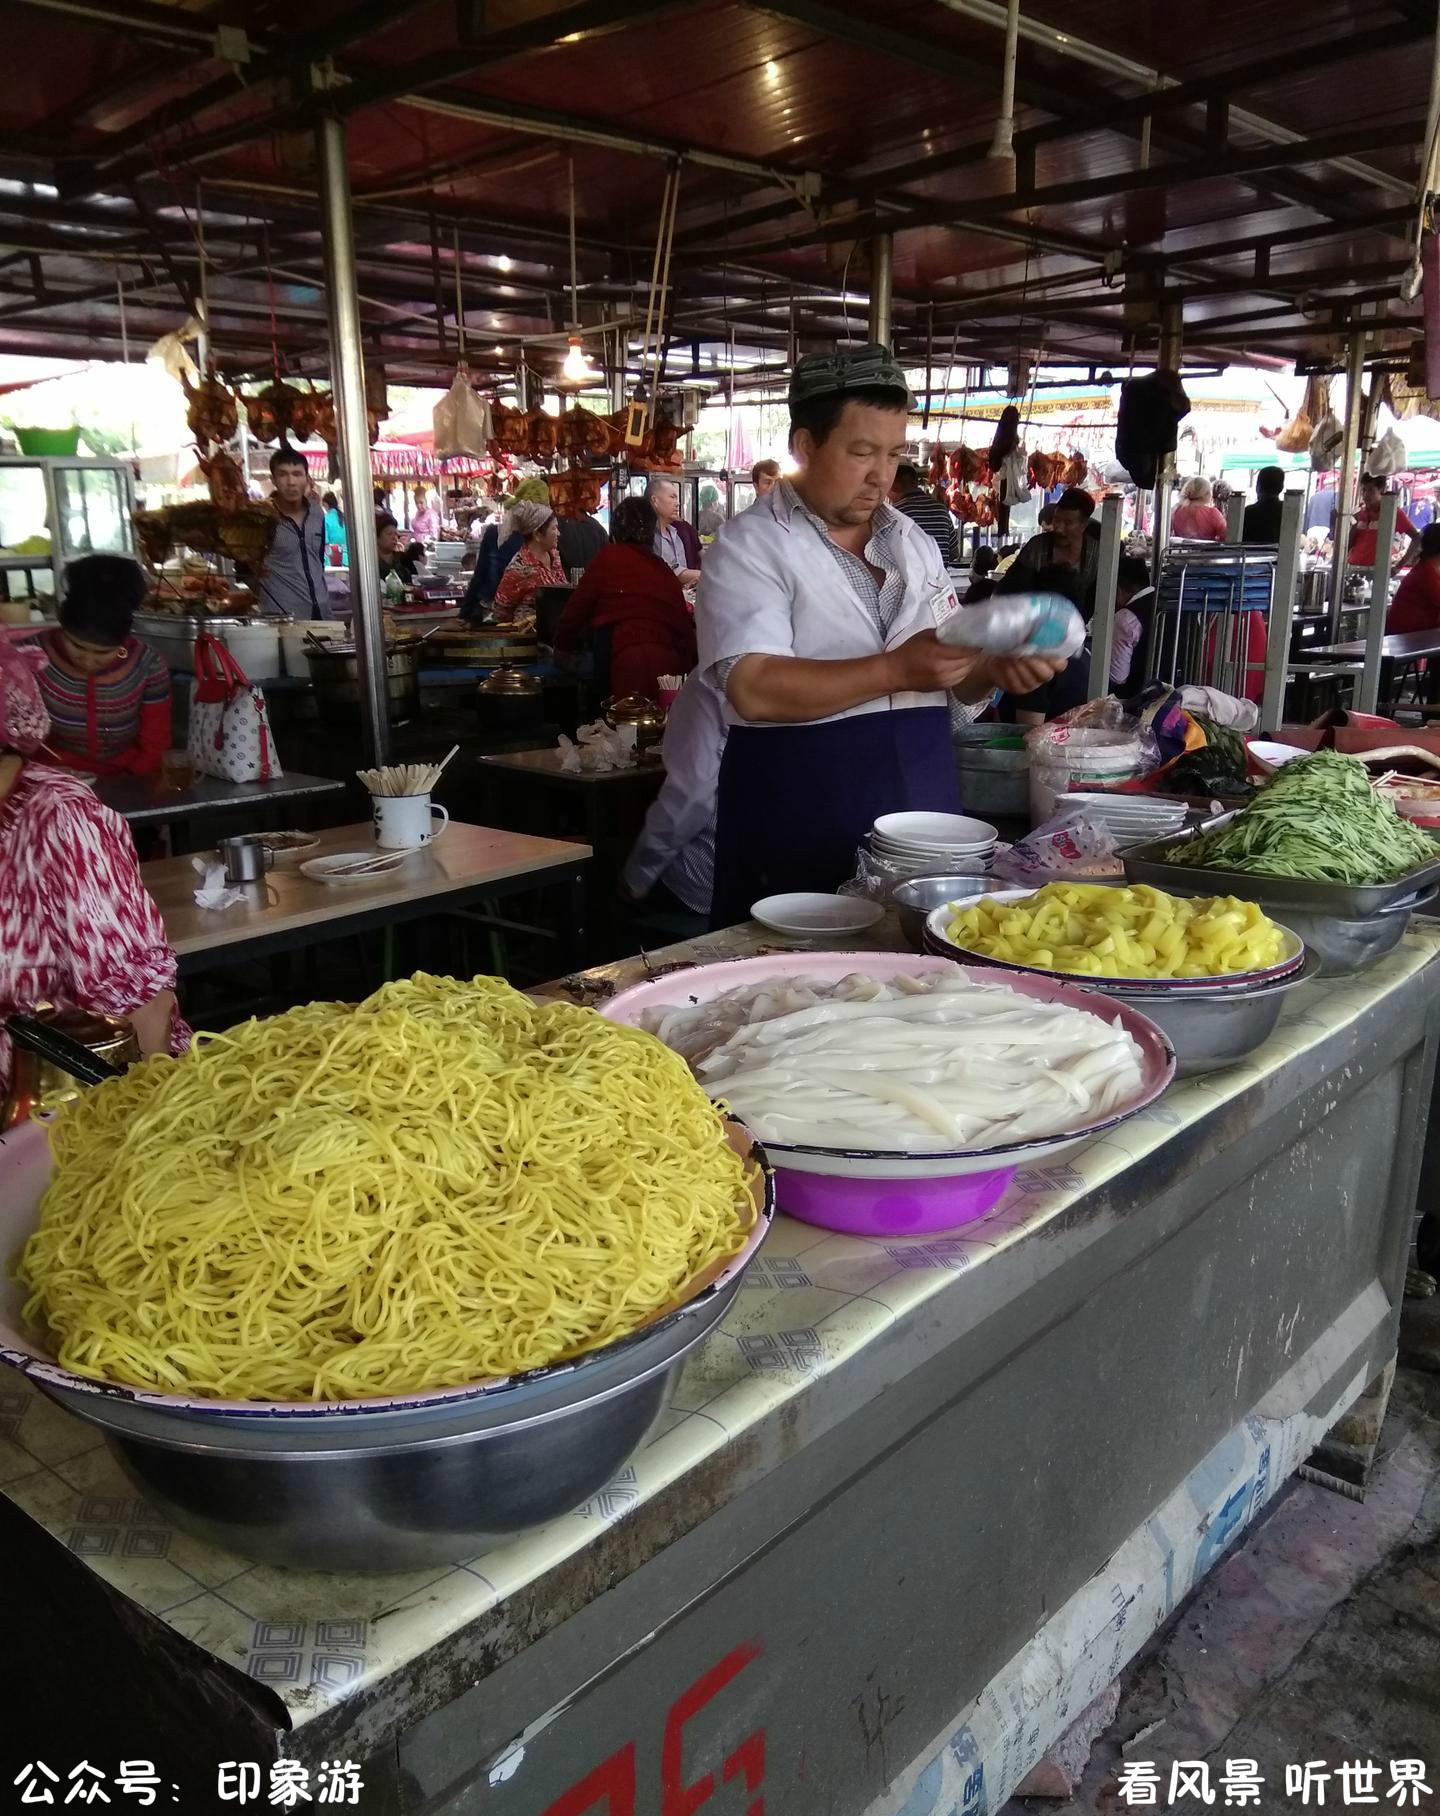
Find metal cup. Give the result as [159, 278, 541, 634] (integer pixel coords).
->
[218, 837, 273, 885]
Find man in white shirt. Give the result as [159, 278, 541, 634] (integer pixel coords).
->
[697, 343, 1063, 925]
[621, 674, 725, 916]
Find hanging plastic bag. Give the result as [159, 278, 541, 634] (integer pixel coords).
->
[1367, 426, 1407, 477]
[433, 363, 495, 461]
[998, 444, 1032, 505]
[1309, 411, 1343, 471]
[146, 316, 204, 387]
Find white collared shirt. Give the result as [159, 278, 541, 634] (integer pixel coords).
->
[621, 674, 726, 913]
[695, 481, 965, 728]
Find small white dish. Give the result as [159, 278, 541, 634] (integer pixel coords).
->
[873, 811, 999, 850]
[1247, 740, 1309, 771]
[751, 893, 886, 937]
[300, 850, 407, 887]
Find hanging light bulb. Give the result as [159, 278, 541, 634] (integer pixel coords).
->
[562, 336, 595, 384]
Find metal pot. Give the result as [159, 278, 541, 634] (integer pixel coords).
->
[952, 724, 1030, 819]
[306, 636, 421, 726]
[438, 628, 538, 665]
[135, 610, 251, 674]
[476, 663, 545, 735]
[1, 1009, 136, 1130]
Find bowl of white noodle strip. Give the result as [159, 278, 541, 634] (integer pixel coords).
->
[603, 953, 1174, 1232]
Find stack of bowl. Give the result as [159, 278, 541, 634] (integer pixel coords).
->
[923, 888, 1318, 1077]
[869, 811, 998, 880]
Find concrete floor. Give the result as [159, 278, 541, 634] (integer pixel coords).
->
[1009, 1309, 1440, 1816]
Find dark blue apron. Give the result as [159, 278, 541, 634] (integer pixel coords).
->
[710, 704, 961, 928]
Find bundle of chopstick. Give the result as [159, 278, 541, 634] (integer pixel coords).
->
[357, 745, 459, 797]
[657, 674, 685, 693]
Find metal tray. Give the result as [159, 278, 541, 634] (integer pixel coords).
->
[1122, 814, 1440, 916]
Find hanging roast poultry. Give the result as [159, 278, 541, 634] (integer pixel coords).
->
[182, 371, 238, 447]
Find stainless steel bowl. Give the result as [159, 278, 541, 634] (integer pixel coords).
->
[37, 1268, 751, 1572]
[891, 875, 1014, 950]
[3, 1120, 774, 1573]
[1267, 887, 1436, 976]
[1099, 951, 1321, 1077]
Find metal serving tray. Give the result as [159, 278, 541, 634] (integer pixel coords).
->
[1122, 813, 1440, 916]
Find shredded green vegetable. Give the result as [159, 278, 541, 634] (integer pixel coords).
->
[1167, 750, 1437, 884]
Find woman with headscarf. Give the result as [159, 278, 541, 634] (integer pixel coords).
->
[460, 479, 551, 624]
[553, 496, 697, 698]
[493, 500, 565, 631]
[0, 628, 188, 1095]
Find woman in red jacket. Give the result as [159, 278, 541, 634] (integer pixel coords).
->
[37, 555, 171, 778]
[553, 496, 697, 698]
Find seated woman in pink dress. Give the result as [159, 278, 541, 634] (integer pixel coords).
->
[0, 628, 188, 1095]
[493, 502, 565, 632]
[1171, 477, 1228, 541]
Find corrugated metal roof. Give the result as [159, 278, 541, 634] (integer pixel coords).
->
[0, 0, 1429, 382]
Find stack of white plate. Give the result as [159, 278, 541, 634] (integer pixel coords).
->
[1060, 793, 1188, 848]
[870, 811, 999, 877]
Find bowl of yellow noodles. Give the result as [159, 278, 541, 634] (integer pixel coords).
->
[0, 976, 772, 1570]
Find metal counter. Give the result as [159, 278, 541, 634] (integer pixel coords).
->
[2, 921, 1437, 1814]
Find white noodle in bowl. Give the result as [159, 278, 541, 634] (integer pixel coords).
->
[603, 953, 1175, 1181]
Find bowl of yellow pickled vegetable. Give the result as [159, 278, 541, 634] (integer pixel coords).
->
[928, 883, 1304, 994]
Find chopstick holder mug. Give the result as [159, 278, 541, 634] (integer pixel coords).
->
[372, 793, 449, 850]
[188, 632, 284, 785]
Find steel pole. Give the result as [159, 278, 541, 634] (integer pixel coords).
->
[868, 234, 894, 347]
[1260, 488, 1305, 735]
[1357, 490, 1398, 714]
[317, 113, 388, 766]
[1327, 330, 1368, 641]
[1087, 493, 1124, 701]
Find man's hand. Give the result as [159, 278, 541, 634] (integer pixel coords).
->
[679, 567, 702, 587]
[885, 629, 987, 694]
[987, 654, 1068, 696]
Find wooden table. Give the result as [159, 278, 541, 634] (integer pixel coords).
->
[142, 818, 590, 975]
[474, 748, 664, 958]
[97, 769, 347, 828]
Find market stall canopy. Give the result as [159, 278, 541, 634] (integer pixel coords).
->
[2, 0, 1434, 388]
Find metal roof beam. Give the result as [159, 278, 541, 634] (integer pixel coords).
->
[1014, 22, 1428, 151]
[97, 0, 704, 187]
[750, 0, 1094, 119]
[76, 0, 438, 173]
[13, 0, 231, 51]
[937, 0, 1412, 203]
[398, 89, 816, 189]
[797, 122, 1422, 241]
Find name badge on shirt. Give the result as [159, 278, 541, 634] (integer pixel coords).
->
[929, 580, 962, 626]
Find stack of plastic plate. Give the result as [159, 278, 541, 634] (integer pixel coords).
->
[869, 810, 998, 878]
[1060, 793, 1189, 848]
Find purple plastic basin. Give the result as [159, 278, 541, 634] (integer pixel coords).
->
[774, 1163, 1017, 1236]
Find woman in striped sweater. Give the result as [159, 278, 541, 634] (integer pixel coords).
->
[37, 555, 171, 779]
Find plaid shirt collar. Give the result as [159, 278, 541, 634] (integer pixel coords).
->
[777, 478, 900, 550]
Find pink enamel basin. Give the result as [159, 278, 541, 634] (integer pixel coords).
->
[602, 951, 1176, 1190]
